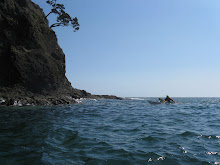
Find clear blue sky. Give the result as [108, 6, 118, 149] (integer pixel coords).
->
[33, 0, 220, 97]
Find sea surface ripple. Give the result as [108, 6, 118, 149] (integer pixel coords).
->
[0, 98, 220, 165]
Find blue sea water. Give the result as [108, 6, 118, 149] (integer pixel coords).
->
[0, 98, 220, 165]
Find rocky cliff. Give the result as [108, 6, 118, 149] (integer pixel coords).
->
[0, 0, 93, 105]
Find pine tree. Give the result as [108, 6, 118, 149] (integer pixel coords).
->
[46, 0, 79, 32]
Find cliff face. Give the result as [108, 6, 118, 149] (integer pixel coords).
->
[0, 0, 93, 105]
[0, 0, 70, 93]
[0, 0, 122, 105]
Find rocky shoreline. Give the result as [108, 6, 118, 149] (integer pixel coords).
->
[0, 86, 124, 106]
[0, 96, 76, 106]
[0, 95, 124, 106]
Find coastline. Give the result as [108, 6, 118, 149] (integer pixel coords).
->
[0, 86, 124, 106]
[0, 95, 124, 106]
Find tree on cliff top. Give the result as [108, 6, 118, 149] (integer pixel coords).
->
[46, 0, 79, 32]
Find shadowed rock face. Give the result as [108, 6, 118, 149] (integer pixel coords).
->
[0, 0, 93, 105]
[0, 0, 69, 93]
[0, 0, 122, 105]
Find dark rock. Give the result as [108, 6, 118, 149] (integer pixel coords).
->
[0, 0, 70, 93]
[0, 0, 122, 106]
[91, 95, 124, 100]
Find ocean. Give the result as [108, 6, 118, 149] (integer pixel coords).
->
[0, 97, 220, 165]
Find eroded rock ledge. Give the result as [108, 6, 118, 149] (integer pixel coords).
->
[0, 86, 123, 106]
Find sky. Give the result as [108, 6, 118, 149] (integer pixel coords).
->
[32, 0, 220, 97]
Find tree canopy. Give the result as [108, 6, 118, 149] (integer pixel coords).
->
[46, 0, 79, 32]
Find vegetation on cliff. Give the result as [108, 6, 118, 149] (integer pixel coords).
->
[45, 0, 79, 31]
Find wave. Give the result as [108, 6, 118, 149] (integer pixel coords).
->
[1, 98, 220, 165]
[179, 131, 199, 137]
[197, 134, 220, 140]
[140, 136, 165, 142]
[129, 97, 146, 100]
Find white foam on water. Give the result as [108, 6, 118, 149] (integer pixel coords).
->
[129, 97, 145, 100]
